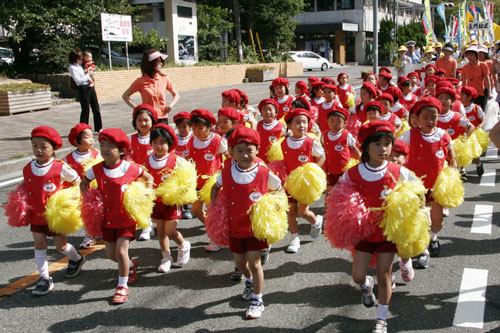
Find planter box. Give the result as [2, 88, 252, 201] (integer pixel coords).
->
[246, 68, 275, 82]
[0, 89, 51, 116]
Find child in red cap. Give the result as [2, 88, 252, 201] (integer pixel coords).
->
[130, 104, 158, 241]
[436, 87, 475, 141]
[398, 77, 417, 116]
[356, 82, 377, 123]
[233, 88, 258, 130]
[399, 97, 457, 268]
[211, 126, 282, 319]
[217, 107, 242, 138]
[337, 72, 355, 109]
[377, 72, 393, 92]
[173, 111, 194, 220]
[294, 80, 309, 100]
[271, 78, 294, 120]
[309, 81, 325, 108]
[146, 123, 191, 273]
[376, 94, 403, 133]
[282, 108, 326, 253]
[64, 123, 101, 249]
[317, 84, 341, 132]
[26, 126, 84, 296]
[408, 72, 422, 97]
[186, 109, 227, 252]
[256, 99, 286, 164]
[80, 128, 154, 304]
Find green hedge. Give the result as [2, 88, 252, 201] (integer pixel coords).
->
[0, 83, 50, 93]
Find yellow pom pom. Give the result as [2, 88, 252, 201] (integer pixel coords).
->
[378, 179, 430, 254]
[346, 93, 355, 108]
[468, 132, 482, 159]
[45, 186, 83, 235]
[199, 173, 219, 205]
[81, 156, 104, 174]
[267, 137, 285, 162]
[342, 158, 360, 172]
[250, 191, 289, 244]
[397, 222, 430, 258]
[452, 135, 473, 168]
[155, 159, 198, 206]
[474, 128, 490, 153]
[285, 163, 327, 205]
[431, 167, 464, 208]
[395, 120, 410, 138]
[123, 181, 155, 229]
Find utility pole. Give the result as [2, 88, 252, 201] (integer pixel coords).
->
[234, 0, 243, 62]
[373, 0, 378, 73]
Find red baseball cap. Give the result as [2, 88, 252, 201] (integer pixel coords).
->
[321, 77, 336, 85]
[311, 81, 325, 88]
[425, 76, 438, 86]
[218, 107, 242, 123]
[364, 101, 385, 113]
[295, 80, 308, 92]
[68, 123, 92, 147]
[322, 84, 338, 93]
[379, 72, 393, 81]
[221, 90, 241, 104]
[358, 120, 395, 144]
[337, 72, 348, 81]
[376, 93, 394, 104]
[284, 108, 311, 123]
[327, 106, 349, 120]
[98, 128, 131, 150]
[191, 109, 217, 126]
[461, 86, 478, 99]
[271, 77, 289, 88]
[413, 96, 442, 114]
[397, 76, 411, 88]
[133, 104, 159, 122]
[31, 126, 63, 150]
[408, 72, 418, 78]
[173, 111, 191, 123]
[436, 87, 456, 101]
[424, 64, 437, 72]
[151, 123, 178, 152]
[307, 76, 320, 83]
[436, 81, 454, 90]
[379, 66, 392, 74]
[436, 68, 447, 76]
[362, 82, 378, 97]
[258, 98, 279, 112]
[233, 89, 248, 105]
[386, 86, 401, 100]
[448, 78, 459, 86]
[363, 72, 378, 82]
[393, 140, 409, 155]
[227, 126, 260, 147]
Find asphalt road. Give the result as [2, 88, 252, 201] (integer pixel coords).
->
[0, 66, 499, 332]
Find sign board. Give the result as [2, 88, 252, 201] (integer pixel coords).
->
[342, 23, 358, 32]
[468, 20, 491, 31]
[101, 13, 133, 42]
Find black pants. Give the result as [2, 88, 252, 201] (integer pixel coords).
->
[78, 85, 102, 132]
[157, 118, 168, 124]
[474, 92, 487, 113]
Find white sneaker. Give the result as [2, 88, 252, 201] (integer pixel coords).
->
[443, 208, 450, 217]
[310, 215, 323, 239]
[79, 234, 96, 249]
[176, 241, 191, 267]
[246, 299, 265, 319]
[158, 254, 172, 273]
[286, 238, 300, 253]
[138, 225, 154, 241]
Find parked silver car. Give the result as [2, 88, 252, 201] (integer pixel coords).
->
[101, 48, 141, 67]
[0, 47, 15, 65]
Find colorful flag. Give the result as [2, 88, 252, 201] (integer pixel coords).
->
[436, 4, 448, 40]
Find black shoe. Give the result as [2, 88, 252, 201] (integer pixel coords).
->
[231, 267, 243, 281]
[477, 163, 484, 177]
[429, 239, 440, 257]
[415, 252, 430, 269]
[260, 247, 271, 265]
[32, 277, 54, 296]
[65, 253, 86, 278]
[460, 170, 467, 180]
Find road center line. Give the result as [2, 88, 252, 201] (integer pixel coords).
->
[479, 169, 496, 187]
[453, 268, 488, 329]
[471, 205, 493, 235]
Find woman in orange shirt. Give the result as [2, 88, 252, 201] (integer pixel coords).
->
[123, 49, 180, 124]
[462, 45, 490, 111]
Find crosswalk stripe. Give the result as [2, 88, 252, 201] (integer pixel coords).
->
[485, 147, 497, 159]
[453, 268, 488, 329]
[471, 204, 493, 235]
[479, 169, 496, 187]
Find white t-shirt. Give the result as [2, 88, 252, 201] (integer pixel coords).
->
[399, 127, 452, 149]
[286, 136, 325, 158]
[438, 111, 470, 127]
[63, 150, 102, 165]
[192, 133, 228, 154]
[30, 158, 79, 183]
[321, 129, 356, 147]
[342, 160, 416, 182]
[216, 163, 282, 190]
[129, 134, 150, 145]
[86, 160, 143, 180]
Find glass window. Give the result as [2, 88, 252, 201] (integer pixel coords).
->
[304, 0, 315, 12]
[339, 0, 354, 9]
[177, 6, 192, 18]
[317, 0, 335, 11]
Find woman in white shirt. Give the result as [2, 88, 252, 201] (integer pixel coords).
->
[68, 49, 102, 132]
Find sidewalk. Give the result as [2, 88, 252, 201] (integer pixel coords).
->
[0, 65, 368, 181]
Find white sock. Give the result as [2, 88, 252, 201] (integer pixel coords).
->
[60, 244, 82, 261]
[247, 277, 253, 284]
[129, 259, 134, 268]
[359, 277, 370, 289]
[162, 251, 171, 259]
[430, 231, 438, 241]
[290, 233, 299, 240]
[35, 249, 49, 279]
[377, 304, 389, 321]
[178, 241, 185, 249]
[118, 275, 128, 288]
[253, 293, 263, 301]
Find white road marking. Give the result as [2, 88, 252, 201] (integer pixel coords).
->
[453, 268, 488, 329]
[479, 169, 496, 187]
[0, 177, 23, 189]
[471, 205, 493, 235]
[485, 147, 497, 159]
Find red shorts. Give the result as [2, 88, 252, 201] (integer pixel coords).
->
[101, 225, 136, 242]
[355, 241, 397, 254]
[30, 224, 58, 237]
[327, 174, 342, 187]
[151, 202, 181, 220]
[229, 237, 268, 254]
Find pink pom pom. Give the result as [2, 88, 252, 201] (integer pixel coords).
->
[267, 160, 288, 186]
[205, 192, 229, 247]
[324, 180, 376, 249]
[2, 184, 30, 227]
[310, 106, 319, 121]
[346, 115, 362, 139]
[81, 189, 104, 238]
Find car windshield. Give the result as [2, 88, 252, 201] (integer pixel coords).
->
[0, 49, 13, 58]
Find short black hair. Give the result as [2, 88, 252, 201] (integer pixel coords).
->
[292, 99, 308, 109]
[366, 105, 382, 114]
[327, 111, 346, 120]
[150, 126, 175, 148]
[132, 109, 157, 130]
[191, 116, 212, 128]
[175, 118, 192, 127]
[75, 131, 84, 145]
[360, 131, 395, 163]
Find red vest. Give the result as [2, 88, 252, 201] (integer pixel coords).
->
[174, 134, 192, 159]
[406, 128, 450, 189]
[323, 130, 351, 175]
[23, 160, 64, 226]
[356, 102, 368, 123]
[275, 95, 294, 120]
[318, 101, 340, 132]
[64, 149, 99, 177]
[391, 103, 407, 119]
[222, 165, 269, 238]
[310, 97, 324, 108]
[451, 100, 462, 114]
[281, 137, 314, 173]
[437, 112, 466, 140]
[348, 163, 401, 242]
[130, 133, 152, 165]
[187, 134, 223, 188]
[381, 112, 398, 127]
[337, 85, 353, 108]
[144, 154, 177, 203]
[256, 120, 285, 164]
[400, 94, 416, 113]
[465, 104, 482, 127]
[92, 161, 141, 228]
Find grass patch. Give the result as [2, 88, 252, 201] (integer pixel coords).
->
[10, 152, 29, 159]
[0, 82, 50, 93]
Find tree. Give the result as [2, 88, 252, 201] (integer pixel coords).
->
[397, 21, 426, 49]
[196, 4, 233, 62]
[129, 26, 166, 53]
